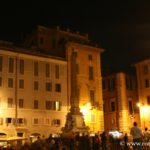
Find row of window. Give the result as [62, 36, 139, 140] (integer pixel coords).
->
[144, 79, 150, 88]
[6, 98, 61, 110]
[104, 96, 150, 112]
[102, 77, 136, 91]
[0, 77, 61, 92]
[0, 56, 60, 79]
[0, 117, 61, 126]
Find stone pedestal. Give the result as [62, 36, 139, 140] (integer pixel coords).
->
[62, 111, 89, 133]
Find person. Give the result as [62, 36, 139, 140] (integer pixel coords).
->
[101, 131, 107, 150]
[130, 122, 142, 150]
[124, 133, 128, 150]
[143, 127, 150, 142]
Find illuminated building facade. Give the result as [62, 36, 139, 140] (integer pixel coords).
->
[0, 41, 67, 138]
[102, 72, 140, 133]
[23, 25, 104, 132]
[0, 25, 105, 138]
[134, 58, 150, 129]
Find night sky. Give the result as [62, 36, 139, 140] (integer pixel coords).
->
[0, 1, 150, 74]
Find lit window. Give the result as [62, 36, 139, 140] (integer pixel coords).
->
[52, 119, 61, 126]
[45, 101, 61, 111]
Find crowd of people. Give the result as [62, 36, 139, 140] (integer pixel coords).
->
[2, 121, 150, 150]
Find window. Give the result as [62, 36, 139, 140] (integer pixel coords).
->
[108, 78, 116, 91]
[55, 84, 61, 92]
[52, 39, 56, 49]
[33, 118, 39, 125]
[6, 118, 12, 124]
[34, 81, 39, 90]
[34, 61, 38, 76]
[40, 37, 44, 44]
[88, 54, 93, 60]
[55, 65, 59, 79]
[91, 114, 96, 123]
[8, 58, 14, 73]
[8, 98, 13, 108]
[145, 79, 149, 88]
[0, 118, 3, 125]
[19, 99, 24, 108]
[89, 66, 94, 80]
[147, 96, 150, 105]
[90, 90, 95, 106]
[34, 100, 39, 109]
[19, 59, 24, 74]
[0, 77, 2, 87]
[18, 118, 24, 124]
[46, 101, 61, 111]
[45, 118, 50, 125]
[45, 63, 50, 77]
[102, 79, 106, 90]
[8, 78, 13, 88]
[46, 100, 50, 110]
[46, 82, 52, 91]
[19, 79, 24, 89]
[0, 56, 3, 72]
[54, 101, 61, 111]
[111, 101, 115, 111]
[52, 119, 61, 126]
[128, 101, 133, 114]
[126, 77, 133, 90]
[143, 65, 149, 75]
[129, 78, 133, 90]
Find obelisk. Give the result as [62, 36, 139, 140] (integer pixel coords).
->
[62, 50, 89, 133]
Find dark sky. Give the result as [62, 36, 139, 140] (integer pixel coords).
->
[0, 1, 150, 74]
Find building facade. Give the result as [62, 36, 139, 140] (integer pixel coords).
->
[103, 72, 140, 133]
[0, 41, 67, 138]
[23, 25, 105, 132]
[0, 25, 105, 138]
[134, 58, 150, 129]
